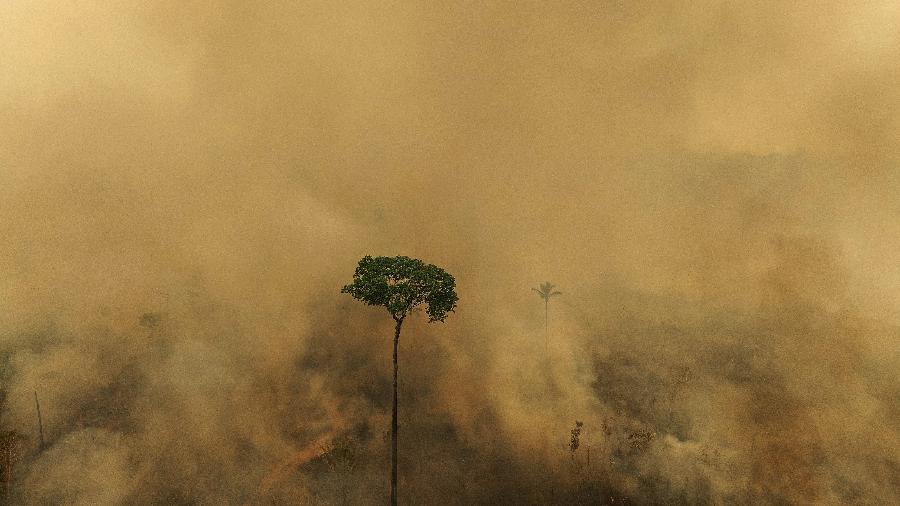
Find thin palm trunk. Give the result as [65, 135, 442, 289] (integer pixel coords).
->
[545, 299, 549, 354]
[392, 318, 403, 506]
[534, 283, 560, 359]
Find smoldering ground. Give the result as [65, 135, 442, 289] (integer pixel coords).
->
[1, 1, 899, 504]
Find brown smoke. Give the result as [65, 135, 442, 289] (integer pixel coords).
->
[1, 1, 898, 504]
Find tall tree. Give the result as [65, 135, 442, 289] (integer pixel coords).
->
[342, 255, 458, 506]
[533, 282, 561, 354]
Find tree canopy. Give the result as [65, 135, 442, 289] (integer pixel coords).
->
[341, 255, 458, 322]
[533, 282, 562, 301]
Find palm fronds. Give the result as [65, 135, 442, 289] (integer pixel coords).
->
[533, 282, 562, 301]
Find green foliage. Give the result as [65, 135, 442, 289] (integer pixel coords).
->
[341, 256, 458, 322]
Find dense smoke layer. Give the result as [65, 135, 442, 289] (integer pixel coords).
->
[1, 1, 898, 504]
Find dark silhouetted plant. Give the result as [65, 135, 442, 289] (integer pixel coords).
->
[628, 430, 655, 451]
[532, 282, 561, 353]
[569, 420, 583, 456]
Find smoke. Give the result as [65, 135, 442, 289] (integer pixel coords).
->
[1, 1, 898, 504]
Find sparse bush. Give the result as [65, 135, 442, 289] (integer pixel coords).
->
[569, 421, 583, 455]
[627, 430, 655, 451]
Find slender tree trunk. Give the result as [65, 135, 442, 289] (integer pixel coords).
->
[545, 299, 549, 355]
[391, 317, 403, 506]
[34, 391, 44, 450]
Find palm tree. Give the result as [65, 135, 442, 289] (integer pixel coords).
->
[533, 282, 561, 353]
